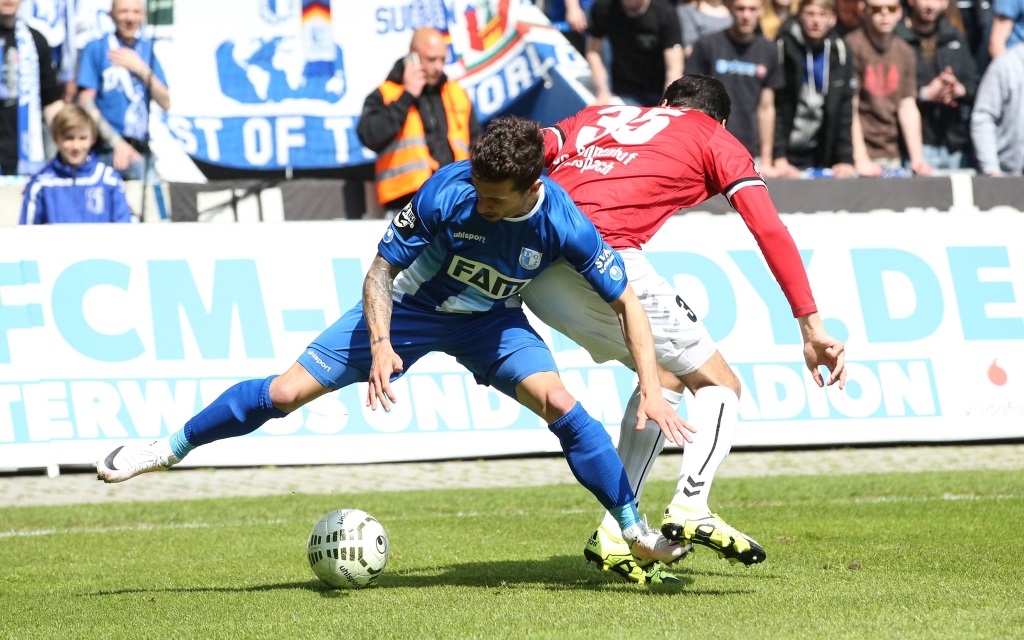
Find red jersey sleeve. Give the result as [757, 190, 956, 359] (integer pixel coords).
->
[728, 187, 817, 317]
[541, 112, 578, 167]
[702, 127, 816, 316]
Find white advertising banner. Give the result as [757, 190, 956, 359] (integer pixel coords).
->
[1, 213, 1022, 471]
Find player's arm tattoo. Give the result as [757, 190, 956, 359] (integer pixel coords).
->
[363, 253, 401, 343]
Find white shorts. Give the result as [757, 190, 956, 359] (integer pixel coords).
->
[521, 249, 717, 376]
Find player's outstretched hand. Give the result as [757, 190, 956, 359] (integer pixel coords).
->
[367, 341, 403, 411]
[798, 313, 846, 390]
[637, 393, 695, 446]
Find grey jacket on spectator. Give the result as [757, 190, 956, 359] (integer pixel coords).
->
[774, 17, 856, 168]
[970, 43, 1024, 175]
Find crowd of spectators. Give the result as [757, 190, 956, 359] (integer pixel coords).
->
[1, 0, 165, 224]
[3, 0, 1022, 227]
[541, 0, 1024, 177]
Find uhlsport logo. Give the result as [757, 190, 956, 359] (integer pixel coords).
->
[518, 248, 542, 270]
[454, 231, 486, 243]
[307, 349, 331, 372]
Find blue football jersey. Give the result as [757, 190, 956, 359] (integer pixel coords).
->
[377, 161, 627, 314]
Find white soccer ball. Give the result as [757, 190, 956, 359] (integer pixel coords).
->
[307, 508, 389, 589]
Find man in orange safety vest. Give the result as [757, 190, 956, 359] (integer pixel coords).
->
[357, 27, 482, 217]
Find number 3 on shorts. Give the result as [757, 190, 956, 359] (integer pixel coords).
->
[676, 295, 698, 322]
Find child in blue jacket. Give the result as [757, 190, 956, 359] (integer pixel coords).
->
[20, 105, 133, 224]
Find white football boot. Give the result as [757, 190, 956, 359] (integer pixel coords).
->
[96, 440, 181, 483]
[621, 516, 689, 565]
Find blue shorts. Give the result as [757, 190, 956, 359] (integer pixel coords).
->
[296, 300, 558, 399]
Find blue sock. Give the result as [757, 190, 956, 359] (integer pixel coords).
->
[168, 429, 195, 460]
[548, 402, 635, 512]
[608, 503, 640, 532]
[171, 376, 287, 455]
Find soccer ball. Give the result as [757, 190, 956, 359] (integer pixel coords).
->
[307, 508, 389, 589]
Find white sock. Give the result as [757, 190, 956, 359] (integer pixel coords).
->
[599, 384, 680, 536]
[671, 386, 738, 511]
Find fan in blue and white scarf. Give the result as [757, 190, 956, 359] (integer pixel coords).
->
[18, 0, 77, 84]
[0, 18, 45, 176]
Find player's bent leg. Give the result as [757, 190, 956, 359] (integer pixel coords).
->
[514, 371, 686, 566]
[523, 257, 719, 574]
[588, 384, 693, 583]
[269, 362, 336, 413]
[596, 312, 709, 545]
[516, 372, 634, 511]
[481, 329, 686, 570]
[488, 345, 625, 506]
[97, 363, 332, 484]
[660, 353, 765, 565]
[596, 384, 674, 537]
[672, 361, 741, 510]
[678, 350, 742, 397]
[513, 370, 577, 422]
[585, 252, 716, 526]
[618, 378, 681, 501]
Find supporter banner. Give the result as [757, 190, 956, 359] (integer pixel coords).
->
[1, 213, 1022, 471]
[157, 0, 589, 172]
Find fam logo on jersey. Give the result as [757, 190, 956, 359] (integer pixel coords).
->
[449, 256, 530, 298]
[518, 248, 542, 270]
[86, 187, 105, 215]
[393, 203, 418, 239]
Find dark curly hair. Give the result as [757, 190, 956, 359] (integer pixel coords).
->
[470, 116, 545, 192]
[661, 74, 732, 124]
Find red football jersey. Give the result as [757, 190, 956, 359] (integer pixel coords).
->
[542, 105, 816, 316]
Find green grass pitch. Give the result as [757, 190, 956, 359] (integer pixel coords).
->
[2, 469, 1022, 639]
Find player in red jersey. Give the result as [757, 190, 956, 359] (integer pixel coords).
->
[521, 75, 847, 582]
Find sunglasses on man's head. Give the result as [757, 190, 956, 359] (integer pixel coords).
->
[869, 4, 900, 13]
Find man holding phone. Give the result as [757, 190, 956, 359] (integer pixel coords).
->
[357, 27, 483, 218]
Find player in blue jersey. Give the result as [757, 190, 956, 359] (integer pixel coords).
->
[95, 117, 693, 574]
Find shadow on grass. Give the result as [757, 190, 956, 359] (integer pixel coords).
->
[89, 554, 760, 598]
